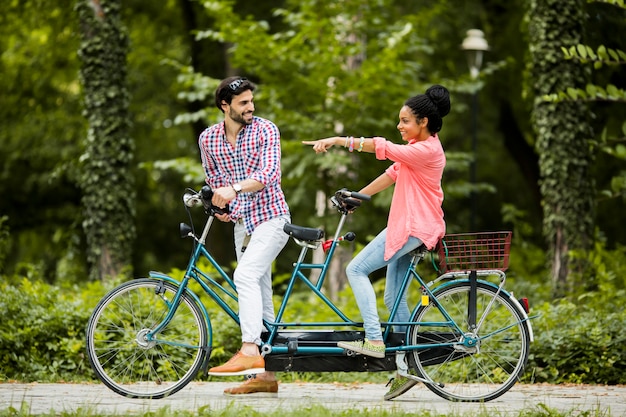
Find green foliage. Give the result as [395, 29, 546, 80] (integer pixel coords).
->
[139, 157, 206, 185]
[543, 1, 626, 208]
[1, 0, 624, 291]
[0, 0, 197, 283]
[0, 276, 103, 382]
[178, 0, 467, 239]
[528, 300, 626, 384]
[527, 0, 595, 294]
[0, 0, 86, 281]
[0, 216, 9, 273]
[543, 43, 626, 104]
[544, 83, 626, 102]
[500, 204, 553, 302]
[562, 44, 626, 67]
[1, 0, 625, 390]
[589, 0, 626, 7]
[172, 0, 479, 281]
[525, 240, 626, 384]
[1, 405, 610, 417]
[75, 0, 135, 281]
[569, 238, 626, 301]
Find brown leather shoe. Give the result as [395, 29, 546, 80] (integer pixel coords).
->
[224, 379, 279, 396]
[208, 352, 265, 376]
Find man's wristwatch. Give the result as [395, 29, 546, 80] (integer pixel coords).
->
[232, 183, 242, 194]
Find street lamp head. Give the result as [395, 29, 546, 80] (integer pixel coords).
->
[461, 29, 489, 79]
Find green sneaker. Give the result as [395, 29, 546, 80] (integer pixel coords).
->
[383, 372, 418, 400]
[337, 339, 386, 358]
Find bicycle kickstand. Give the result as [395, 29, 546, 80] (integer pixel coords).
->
[395, 352, 444, 388]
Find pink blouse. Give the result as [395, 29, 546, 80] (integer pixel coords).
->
[373, 135, 446, 260]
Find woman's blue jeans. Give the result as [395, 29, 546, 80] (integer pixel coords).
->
[345, 228, 423, 341]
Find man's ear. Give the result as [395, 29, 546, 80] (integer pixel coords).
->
[220, 100, 228, 112]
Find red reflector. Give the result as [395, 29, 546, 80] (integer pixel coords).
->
[519, 297, 530, 313]
[322, 240, 333, 253]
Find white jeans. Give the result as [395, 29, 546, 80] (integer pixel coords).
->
[233, 215, 290, 345]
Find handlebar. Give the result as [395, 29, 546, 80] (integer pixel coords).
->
[335, 188, 371, 202]
[184, 186, 366, 216]
[183, 186, 229, 216]
[332, 188, 371, 213]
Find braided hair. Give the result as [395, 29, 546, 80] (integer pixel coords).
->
[404, 85, 451, 133]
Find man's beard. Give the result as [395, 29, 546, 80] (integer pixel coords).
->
[230, 109, 253, 126]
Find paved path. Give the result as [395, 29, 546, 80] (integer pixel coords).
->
[2, 382, 625, 416]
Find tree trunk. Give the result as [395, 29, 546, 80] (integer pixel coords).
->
[77, 0, 135, 281]
[528, 0, 595, 296]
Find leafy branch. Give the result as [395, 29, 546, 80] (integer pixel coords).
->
[544, 43, 626, 103]
[561, 44, 626, 68]
[545, 0, 626, 103]
[588, 0, 625, 7]
[543, 83, 626, 103]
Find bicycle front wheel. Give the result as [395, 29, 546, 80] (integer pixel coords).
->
[408, 280, 530, 402]
[86, 278, 209, 399]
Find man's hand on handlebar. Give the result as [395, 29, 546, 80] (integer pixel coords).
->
[211, 186, 235, 210]
[186, 186, 230, 217]
[209, 187, 234, 222]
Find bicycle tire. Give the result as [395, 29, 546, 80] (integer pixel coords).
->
[86, 278, 209, 399]
[408, 280, 530, 402]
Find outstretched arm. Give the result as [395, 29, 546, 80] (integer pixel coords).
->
[302, 136, 379, 154]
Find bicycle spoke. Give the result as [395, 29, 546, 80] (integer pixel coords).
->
[86, 279, 208, 398]
[409, 281, 530, 402]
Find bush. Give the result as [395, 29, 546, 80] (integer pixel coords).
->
[525, 300, 626, 384]
[0, 276, 104, 382]
[523, 240, 626, 384]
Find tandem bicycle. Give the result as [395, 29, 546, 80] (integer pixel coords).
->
[86, 187, 534, 402]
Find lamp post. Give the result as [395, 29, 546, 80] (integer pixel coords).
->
[461, 29, 488, 231]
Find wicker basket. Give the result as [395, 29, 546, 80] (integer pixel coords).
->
[437, 231, 512, 273]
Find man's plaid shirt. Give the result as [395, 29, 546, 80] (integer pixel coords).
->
[198, 116, 290, 234]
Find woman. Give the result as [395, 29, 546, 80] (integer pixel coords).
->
[302, 84, 450, 400]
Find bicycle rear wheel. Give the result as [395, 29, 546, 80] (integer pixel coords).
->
[86, 278, 209, 398]
[408, 280, 530, 402]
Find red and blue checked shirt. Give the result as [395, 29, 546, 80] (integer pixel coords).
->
[198, 116, 290, 235]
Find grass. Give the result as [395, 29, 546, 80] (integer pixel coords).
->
[0, 402, 616, 417]
[0, 408, 616, 417]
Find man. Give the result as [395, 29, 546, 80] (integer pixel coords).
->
[198, 76, 290, 395]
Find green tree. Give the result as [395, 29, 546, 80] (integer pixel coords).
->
[0, 0, 86, 281]
[0, 0, 230, 282]
[181, 0, 477, 225]
[76, 0, 135, 280]
[544, 0, 626, 205]
[175, 0, 481, 286]
[527, 0, 595, 296]
[3, 0, 622, 290]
